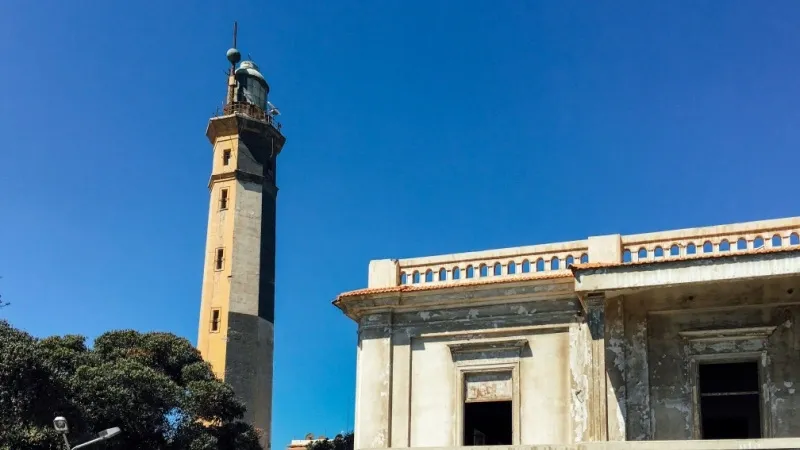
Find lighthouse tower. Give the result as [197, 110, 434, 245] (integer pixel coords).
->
[197, 26, 286, 449]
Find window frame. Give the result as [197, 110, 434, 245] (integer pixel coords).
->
[210, 308, 221, 333]
[680, 328, 775, 441]
[690, 352, 769, 439]
[214, 248, 225, 271]
[219, 188, 229, 210]
[448, 339, 524, 446]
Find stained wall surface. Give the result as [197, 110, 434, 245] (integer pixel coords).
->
[624, 276, 800, 441]
[354, 289, 584, 449]
[351, 275, 800, 449]
[342, 217, 800, 450]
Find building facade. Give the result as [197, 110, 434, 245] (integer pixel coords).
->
[335, 217, 800, 450]
[196, 36, 286, 449]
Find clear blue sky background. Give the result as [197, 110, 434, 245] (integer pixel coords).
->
[2, 0, 800, 447]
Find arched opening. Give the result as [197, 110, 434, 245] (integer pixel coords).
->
[425, 270, 433, 282]
[791, 233, 800, 246]
[623, 249, 632, 263]
[466, 266, 474, 279]
[719, 240, 730, 252]
[687, 243, 696, 255]
[551, 257, 560, 270]
[654, 247, 664, 258]
[638, 248, 648, 260]
[772, 234, 783, 247]
[703, 241, 713, 253]
[536, 258, 545, 272]
[566, 255, 574, 267]
[580, 253, 589, 264]
[479, 264, 488, 277]
[508, 262, 516, 274]
[754, 236, 764, 249]
[670, 244, 680, 256]
[413, 271, 420, 284]
[453, 267, 461, 280]
[494, 263, 502, 276]
[737, 238, 747, 250]
[400, 272, 407, 284]
[522, 260, 530, 273]
[439, 268, 447, 281]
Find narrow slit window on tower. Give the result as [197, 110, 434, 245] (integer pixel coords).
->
[699, 361, 761, 440]
[210, 308, 221, 332]
[215, 248, 225, 271]
[222, 149, 232, 166]
[219, 188, 229, 210]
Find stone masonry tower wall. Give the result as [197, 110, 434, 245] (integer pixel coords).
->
[196, 40, 286, 450]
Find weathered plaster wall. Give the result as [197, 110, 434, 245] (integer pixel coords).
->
[523, 328, 572, 444]
[354, 294, 583, 449]
[355, 313, 393, 450]
[361, 438, 800, 450]
[407, 327, 573, 446]
[350, 273, 800, 449]
[623, 276, 800, 440]
[409, 335, 454, 447]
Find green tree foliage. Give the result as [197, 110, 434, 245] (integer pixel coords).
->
[306, 433, 354, 450]
[0, 320, 261, 450]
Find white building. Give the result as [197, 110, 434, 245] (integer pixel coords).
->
[335, 216, 800, 450]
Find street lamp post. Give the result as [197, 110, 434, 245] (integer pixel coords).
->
[53, 417, 121, 450]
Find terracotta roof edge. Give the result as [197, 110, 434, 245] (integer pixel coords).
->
[335, 272, 574, 300]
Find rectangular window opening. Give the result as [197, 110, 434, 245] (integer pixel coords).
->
[222, 149, 231, 166]
[463, 401, 512, 446]
[699, 361, 761, 440]
[219, 188, 229, 210]
[210, 309, 221, 332]
[214, 248, 225, 271]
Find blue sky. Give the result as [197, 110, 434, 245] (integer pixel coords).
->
[2, 0, 800, 446]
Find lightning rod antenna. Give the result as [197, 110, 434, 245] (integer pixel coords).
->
[233, 21, 238, 48]
[225, 21, 242, 105]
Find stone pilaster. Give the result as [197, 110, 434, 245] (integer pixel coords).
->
[354, 312, 393, 450]
[586, 294, 608, 441]
[390, 331, 411, 447]
[624, 296, 651, 440]
[605, 296, 626, 441]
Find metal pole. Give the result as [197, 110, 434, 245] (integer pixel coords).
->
[71, 436, 105, 450]
[61, 434, 72, 450]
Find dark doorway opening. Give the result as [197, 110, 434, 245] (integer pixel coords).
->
[699, 361, 761, 439]
[463, 401, 512, 445]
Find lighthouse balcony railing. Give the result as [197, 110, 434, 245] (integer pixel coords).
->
[219, 102, 282, 130]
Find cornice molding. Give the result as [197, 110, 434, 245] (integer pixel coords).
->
[678, 326, 778, 343]
[208, 170, 265, 188]
[448, 337, 528, 356]
[334, 277, 575, 321]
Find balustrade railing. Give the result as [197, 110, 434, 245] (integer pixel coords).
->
[397, 241, 588, 286]
[218, 102, 282, 130]
[620, 217, 800, 263]
[393, 217, 800, 287]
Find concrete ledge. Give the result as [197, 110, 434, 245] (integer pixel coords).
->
[587, 438, 800, 449]
[574, 251, 800, 293]
[365, 438, 800, 450]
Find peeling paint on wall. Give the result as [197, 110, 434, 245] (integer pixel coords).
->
[569, 324, 588, 443]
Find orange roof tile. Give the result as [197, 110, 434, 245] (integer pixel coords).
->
[336, 271, 573, 300]
[571, 245, 800, 271]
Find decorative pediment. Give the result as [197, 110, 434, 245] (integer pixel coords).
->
[448, 337, 528, 355]
[678, 326, 778, 343]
